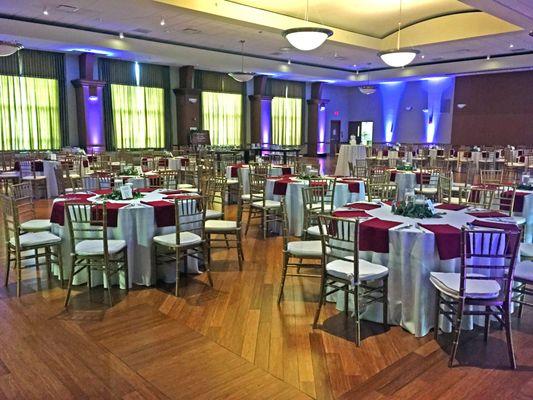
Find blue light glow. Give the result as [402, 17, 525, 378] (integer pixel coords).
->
[380, 81, 406, 143]
[424, 77, 453, 143]
[68, 48, 114, 56]
[134, 62, 140, 86]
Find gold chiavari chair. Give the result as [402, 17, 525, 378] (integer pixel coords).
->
[277, 200, 322, 303]
[244, 173, 282, 239]
[415, 168, 440, 200]
[9, 182, 52, 233]
[437, 175, 453, 204]
[64, 201, 128, 307]
[158, 169, 179, 189]
[314, 215, 389, 346]
[205, 181, 244, 271]
[464, 185, 495, 209]
[480, 169, 503, 185]
[153, 196, 212, 296]
[204, 175, 225, 220]
[19, 160, 47, 199]
[1, 195, 63, 297]
[301, 184, 327, 238]
[367, 169, 390, 202]
[249, 162, 271, 177]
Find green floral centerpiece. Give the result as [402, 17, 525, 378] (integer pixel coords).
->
[121, 166, 140, 176]
[298, 173, 319, 180]
[392, 201, 443, 219]
[98, 190, 144, 200]
[397, 164, 414, 171]
[517, 183, 533, 191]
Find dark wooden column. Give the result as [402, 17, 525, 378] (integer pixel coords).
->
[249, 75, 272, 145]
[173, 65, 200, 146]
[307, 82, 329, 156]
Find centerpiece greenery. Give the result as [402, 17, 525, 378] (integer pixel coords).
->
[121, 166, 140, 176]
[298, 173, 320, 180]
[98, 190, 144, 200]
[517, 183, 533, 191]
[392, 201, 443, 219]
[397, 164, 414, 171]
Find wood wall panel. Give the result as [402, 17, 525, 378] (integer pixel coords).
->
[451, 70, 533, 145]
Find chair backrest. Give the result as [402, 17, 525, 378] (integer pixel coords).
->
[158, 170, 179, 189]
[367, 170, 390, 201]
[308, 178, 335, 210]
[318, 215, 359, 282]
[459, 227, 520, 302]
[280, 199, 290, 250]
[249, 173, 267, 204]
[249, 162, 271, 176]
[301, 185, 326, 213]
[494, 184, 516, 217]
[65, 201, 109, 262]
[174, 196, 206, 245]
[54, 166, 67, 195]
[0, 195, 20, 249]
[466, 186, 495, 209]
[437, 175, 452, 203]
[9, 182, 37, 222]
[480, 169, 503, 185]
[19, 160, 37, 179]
[206, 176, 226, 218]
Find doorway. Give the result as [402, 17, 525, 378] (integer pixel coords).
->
[348, 121, 373, 146]
[330, 120, 341, 155]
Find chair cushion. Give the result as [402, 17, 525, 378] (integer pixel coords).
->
[515, 261, 533, 282]
[416, 187, 438, 195]
[252, 200, 281, 209]
[22, 176, 46, 181]
[227, 178, 239, 185]
[75, 239, 126, 256]
[306, 225, 325, 237]
[177, 183, 193, 189]
[20, 219, 51, 232]
[153, 232, 202, 248]
[206, 209, 223, 220]
[0, 171, 19, 178]
[10, 231, 61, 248]
[287, 240, 324, 258]
[511, 216, 526, 226]
[326, 258, 388, 284]
[205, 219, 237, 232]
[241, 193, 251, 201]
[430, 272, 501, 299]
[180, 188, 199, 193]
[521, 243, 533, 258]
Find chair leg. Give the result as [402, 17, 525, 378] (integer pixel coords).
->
[45, 247, 52, 281]
[354, 285, 361, 346]
[245, 206, 253, 236]
[504, 307, 517, 369]
[449, 299, 465, 367]
[383, 277, 389, 329]
[236, 233, 244, 271]
[123, 249, 129, 294]
[175, 248, 181, 296]
[433, 289, 441, 340]
[262, 210, 267, 240]
[517, 284, 525, 319]
[203, 243, 213, 287]
[277, 253, 289, 304]
[484, 306, 490, 342]
[56, 244, 64, 288]
[16, 257, 22, 298]
[64, 257, 76, 307]
[4, 247, 11, 287]
[313, 274, 327, 328]
[103, 264, 113, 307]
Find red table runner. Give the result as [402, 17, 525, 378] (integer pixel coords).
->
[230, 163, 245, 177]
[359, 218, 402, 253]
[418, 224, 461, 260]
[50, 194, 93, 225]
[345, 202, 381, 211]
[466, 211, 508, 218]
[272, 177, 293, 196]
[141, 200, 175, 227]
[332, 210, 371, 218]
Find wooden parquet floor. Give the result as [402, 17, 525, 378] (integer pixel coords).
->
[1, 183, 533, 399]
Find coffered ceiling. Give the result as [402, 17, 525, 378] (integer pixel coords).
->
[0, 0, 532, 84]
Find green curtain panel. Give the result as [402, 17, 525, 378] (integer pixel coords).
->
[111, 84, 165, 149]
[0, 75, 61, 150]
[271, 97, 302, 146]
[100, 59, 171, 150]
[201, 91, 242, 146]
[194, 70, 243, 94]
[266, 78, 305, 98]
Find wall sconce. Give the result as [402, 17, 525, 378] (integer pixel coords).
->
[319, 103, 326, 111]
[405, 106, 413, 111]
[188, 97, 198, 104]
[88, 86, 98, 101]
[456, 103, 467, 109]
[422, 108, 429, 113]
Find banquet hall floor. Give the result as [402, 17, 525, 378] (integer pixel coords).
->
[1, 158, 533, 399]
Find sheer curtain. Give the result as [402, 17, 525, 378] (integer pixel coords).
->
[201, 91, 242, 145]
[111, 84, 165, 149]
[0, 75, 61, 150]
[271, 97, 302, 145]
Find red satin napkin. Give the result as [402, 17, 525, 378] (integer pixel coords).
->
[135, 187, 158, 193]
[95, 202, 130, 227]
[50, 194, 93, 225]
[91, 189, 113, 195]
[339, 179, 361, 193]
[389, 171, 397, 181]
[281, 167, 292, 175]
[230, 163, 245, 177]
[418, 224, 461, 260]
[471, 219, 520, 232]
[345, 202, 381, 210]
[332, 210, 370, 218]
[466, 211, 508, 218]
[435, 203, 468, 211]
[273, 178, 293, 195]
[359, 218, 402, 253]
[141, 200, 175, 227]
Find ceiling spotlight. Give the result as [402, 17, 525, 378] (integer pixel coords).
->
[160, 17, 166, 26]
[421, 54, 425, 59]
[43, 6, 49, 15]
[378, 0, 419, 67]
[119, 32, 124, 39]
[486, 55, 491, 60]
[282, 0, 333, 51]
[287, 59, 291, 65]
[509, 43, 514, 48]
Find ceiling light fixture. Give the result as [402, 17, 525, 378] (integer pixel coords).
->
[119, 32, 124, 39]
[486, 55, 491, 60]
[228, 40, 255, 83]
[378, 0, 419, 67]
[282, 0, 333, 51]
[0, 40, 23, 57]
[509, 43, 514, 48]
[43, 6, 49, 15]
[160, 16, 166, 26]
[358, 72, 377, 95]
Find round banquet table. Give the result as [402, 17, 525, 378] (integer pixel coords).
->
[225, 164, 293, 195]
[265, 177, 366, 236]
[393, 171, 416, 201]
[334, 145, 367, 176]
[49, 189, 202, 289]
[327, 202, 523, 337]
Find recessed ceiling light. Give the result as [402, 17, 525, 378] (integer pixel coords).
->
[421, 54, 425, 59]
[353, 64, 357, 68]
[509, 43, 514, 48]
[287, 59, 291, 65]
[486, 55, 491, 60]
[160, 16, 166, 26]
[182, 28, 201, 34]
[43, 6, 49, 15]
[119, 32, 124, 39]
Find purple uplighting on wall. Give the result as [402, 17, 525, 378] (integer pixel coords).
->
[261, 99, 272, 147]
[83, 85, 105, 152]
[317, 105, 327, 154]
[423, 77, 454, 143]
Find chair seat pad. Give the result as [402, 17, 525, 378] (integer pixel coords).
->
[430, 272, 501, 299]
[75, 239, 126, 256]
[69, 173, 81, 179]
[180, 188, 199, 193]
[416, 187, 438, 194]
[0, 171, 19, 178]
[177, 183, 193, 189]
[227, 178, 239, 185]
[515, 261, 533, 282]
[306, 225, 326, 237]
[252, 200, 281, 209]
[11, 231, 61, 248]
[287, 240, 324, 258]
[241, 194, 251, 201]
[521, 243, 533, 258]
[206, 209, 223, 220]
[153, 232, 202, 248]
[326, 258, 388, 284]
[22, 176, 46, 181]
[20, 219, 51, 232]
[205, 220, 237, 232]
[511, 216, 526, 225]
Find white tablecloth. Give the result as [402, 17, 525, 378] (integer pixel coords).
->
[518, 190, 533, 243]
[394, 172, 416, 201]
[328, 204, 521, 336]
[51, 190, 201, 289]
[265, 178, 366, 236]
[225, 165, 291, 195]
[335, 145, 367, 176]
[42, 160, 60, 198]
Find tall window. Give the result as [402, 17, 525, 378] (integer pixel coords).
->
[201, 91, 242, 145]
[0, 75, 61, 150]
[110, 84, 165, 149]
[272, 97, 302, 145]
